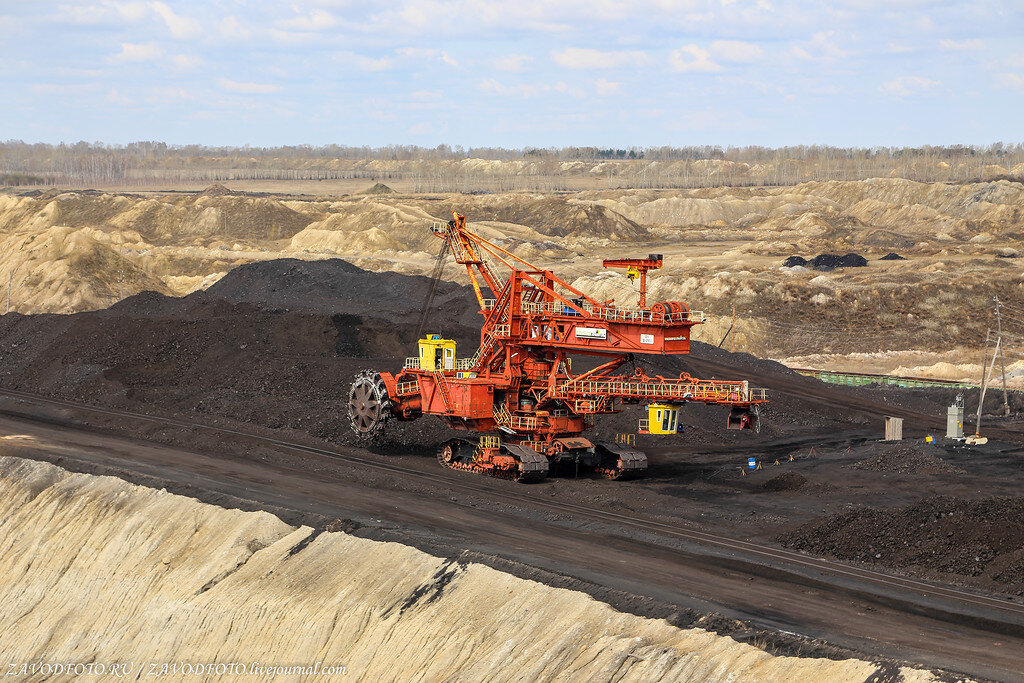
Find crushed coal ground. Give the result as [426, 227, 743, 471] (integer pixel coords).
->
[2, 256, 1023, 615]
[850, 443, 966, 475]
[0, 257, 957, 452]
[760, 472, 809, 491]
[778, 495, 1024, 595]
[0, 256, 1013, 452]
[879, 252, 907, 261]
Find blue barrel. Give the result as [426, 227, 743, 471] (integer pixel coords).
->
[748, 457, 757, 469]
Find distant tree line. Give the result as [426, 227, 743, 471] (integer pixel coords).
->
[0, 140, 1021, 191]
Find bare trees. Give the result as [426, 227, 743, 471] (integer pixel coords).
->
[1, 140, 1022, 190]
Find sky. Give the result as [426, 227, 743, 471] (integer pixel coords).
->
[0, 0, 1022, 149]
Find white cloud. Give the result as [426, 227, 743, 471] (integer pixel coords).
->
[397, 48, 458, 67]
[407, 122, 434, 134]
[31, 83, 99, 95]
[150, 1, 201, 39]
[110, 1, 148, 22]
[281, 9, 336, 31]
[939, 38, 986, 51]
[52, 1, 148, 25]
[147, 86, 194, 102]
[169, 53, 201, 70]
[331, 52, 395, 72]
[594, 78, 621, 96]
[478, 78, 582, 98]
[108, 42, 163, 63]
[478, 77, 541, 98]
[410, 90, 442, 101]
[552, 48, 650, 69]
[790, 31, 848, 63]
[996, 73, 1024, 90]
[217, 79, 281, 94]
[670, 45, 721, 73]
[709, 40, 764, 63]
[219, 15, 251, 40]
[357, 56, 394, 71]
[879, 76, 941, 97]
[493, 54, 533, 73]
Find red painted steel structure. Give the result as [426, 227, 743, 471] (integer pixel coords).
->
[350, 212, 767, 481]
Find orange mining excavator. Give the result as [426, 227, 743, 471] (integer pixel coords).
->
[348, 212, 767, 482]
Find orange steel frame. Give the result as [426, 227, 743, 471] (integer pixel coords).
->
[379, 212, 766, 449]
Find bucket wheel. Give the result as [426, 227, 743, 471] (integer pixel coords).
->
[348, 370, 392, 438]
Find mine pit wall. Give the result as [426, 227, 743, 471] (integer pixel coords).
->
[0, 456, 932, 682]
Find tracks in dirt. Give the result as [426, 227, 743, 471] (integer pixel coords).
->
[3, 388, 1024, 678]
[1, 386, 1022, 623]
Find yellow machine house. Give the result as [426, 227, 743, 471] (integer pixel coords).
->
[419, 335, 456, 371]
[638, 403, 679, 434]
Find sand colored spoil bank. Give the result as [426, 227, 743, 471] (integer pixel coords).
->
[0, 456, 936, 681]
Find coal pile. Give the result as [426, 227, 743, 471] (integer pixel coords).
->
[851, 443, 965, 475]
[360, 182, 394, 195]
[205, 258, 481, 344]
[808, 253, 868, 269]
[879, 252, 906, 261]
[760, 472, 808, 492]
[199, 183, 241, 197]
[782, 254, 868, 269]
[778, 495, 1024, 594]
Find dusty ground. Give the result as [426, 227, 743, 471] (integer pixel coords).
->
[2, 178, 1023, 382]
[0, 208, 1022, 676]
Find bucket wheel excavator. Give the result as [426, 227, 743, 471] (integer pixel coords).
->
[348, 212, 767, 483]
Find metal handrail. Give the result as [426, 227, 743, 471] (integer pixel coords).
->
[519, 300, 703, 324]
[493, 403, 539, 431]
[555, 378, 767, 404]
[405, 356, 476, 372]
[395, 380, 420, 395]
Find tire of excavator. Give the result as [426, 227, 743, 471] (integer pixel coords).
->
[594, 441, 648, 480]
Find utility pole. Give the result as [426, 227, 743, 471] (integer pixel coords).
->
[974, 329, 991, 438]
[993, 296, 1010, 416]
[975, 336, 1000, 439]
